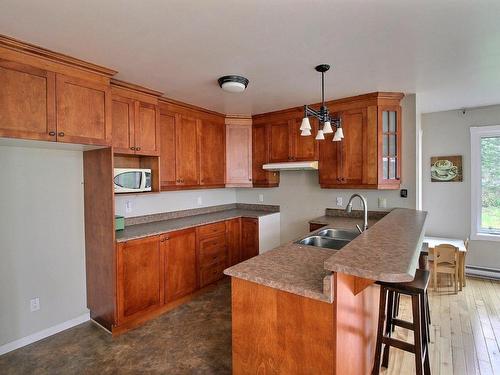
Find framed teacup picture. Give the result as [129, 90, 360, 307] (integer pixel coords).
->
[430, 155, 463, 182]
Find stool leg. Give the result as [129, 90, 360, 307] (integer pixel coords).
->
[372, 286, 387, 375]
[424, 292, 431, 342]
[422, 293, 431, 375]
[392, 292, 400, 332]
[382, 290, 394, 368]
[426, 291, 431, 325]
[412, 294, 424, 375]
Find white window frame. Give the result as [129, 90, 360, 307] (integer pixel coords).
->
[470, 125, 500, 241]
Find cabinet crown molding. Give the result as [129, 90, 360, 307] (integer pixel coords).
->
[111, 78, 163, 98]
[0, 33, 117, 77]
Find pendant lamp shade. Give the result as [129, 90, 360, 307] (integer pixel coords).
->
[315, 129, 325, 140]
[300, 117, 312, 130]
[323, 121, 333, 134]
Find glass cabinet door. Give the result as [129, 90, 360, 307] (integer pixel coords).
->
[380, 106, 401, 185]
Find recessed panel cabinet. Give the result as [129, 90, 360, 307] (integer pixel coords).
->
[252, 123, 280, 187]
[241, 218, 259, 261]
[225, 119, 252, 187]
[0, 59, 56, 141]
[0, 59, 112, 145]
[199, 119, 225, 186]
[162, 229, 197, 302]
[116, 236, 163, 324]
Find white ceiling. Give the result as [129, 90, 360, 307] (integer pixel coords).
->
[1, 0, 500, 115]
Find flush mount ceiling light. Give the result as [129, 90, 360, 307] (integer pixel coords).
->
[218, 75, 249, 93]
[300, 64, 343, 142]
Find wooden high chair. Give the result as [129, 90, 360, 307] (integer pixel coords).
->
[433, 244, 459, 294]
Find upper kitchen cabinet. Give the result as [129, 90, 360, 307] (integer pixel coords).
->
[56, 74, 112, 145]
[225, 116, 252, 187]
[111, 79, 162, 156]
[256, 111, 319, 163]
[199, 118, 225, 187]
[378, 105, 402, 189]
[159, 99, 226, 190]
[318, 92, 404, 189]
[0, 59, 56, 141]
[0, 35, 117, 145]
[252, 122, 280, 187]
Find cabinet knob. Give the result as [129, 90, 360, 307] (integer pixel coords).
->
[58, 132, 65, 137]
[136, 147, 141, 151]
[48, 131, 56, 136]
[248, 178, 252, 181]
[130, 146, 135, 150]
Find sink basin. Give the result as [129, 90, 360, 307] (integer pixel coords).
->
[296, 235, 351, 250]
[317, 228, 360, 241]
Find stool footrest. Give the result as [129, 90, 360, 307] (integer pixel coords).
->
[392, 318, 413, 331]
[382, 336, 415, 353]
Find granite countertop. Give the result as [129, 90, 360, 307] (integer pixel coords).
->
[225, 208, 427, 302]
[309, 215, 380, 230]
[116, 209, 277, 242]
[324, 208, 427, 282]
[224, 243, 335, 302]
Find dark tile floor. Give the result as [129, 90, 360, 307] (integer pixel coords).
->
[0, 280, 232, 375]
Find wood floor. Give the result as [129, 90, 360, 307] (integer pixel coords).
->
[382, 277, 500, 375]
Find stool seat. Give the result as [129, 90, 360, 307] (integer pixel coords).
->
[379, 269, 430, 293]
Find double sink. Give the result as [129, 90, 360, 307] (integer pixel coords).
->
[296, 228, 360, 250]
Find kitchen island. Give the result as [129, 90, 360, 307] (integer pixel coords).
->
[224, 208, 427, 375]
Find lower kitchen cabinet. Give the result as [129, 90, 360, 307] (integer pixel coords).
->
[197, 223, 228, 288]
[116, 235, 163, 324]
[241, 218, 259, 261]
[162, 229, 197, 302]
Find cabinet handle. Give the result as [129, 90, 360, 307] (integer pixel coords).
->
[130, 146, 135, 150]
[58, 132, 65, 137]
[48, 131, 56, 136]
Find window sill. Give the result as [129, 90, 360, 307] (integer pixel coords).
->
[471, 232, 500, 242]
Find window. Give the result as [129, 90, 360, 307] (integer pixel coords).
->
[471, 125, 500, 241]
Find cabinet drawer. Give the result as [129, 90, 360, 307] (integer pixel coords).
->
[198, 222, 226, 238]
[199, 234, 227, 266]
[200, 262, 226, 288]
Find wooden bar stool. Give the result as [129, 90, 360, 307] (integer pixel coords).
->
[373, 269, 431, 375]
[392, 249, 431, 341]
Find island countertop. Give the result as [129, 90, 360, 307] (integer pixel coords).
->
[224, 208, 427, 302]
[323, 208, 427, 282]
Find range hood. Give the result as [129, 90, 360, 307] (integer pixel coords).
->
[262, 161, 318, 171]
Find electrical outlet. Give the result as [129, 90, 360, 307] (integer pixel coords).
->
[378, 197, 387, 209]
[258, 194, 264, 203]
[30, 297, 40, 312]
[125, 200, 133, 214]
[197, 196, 203, 206]
[336, 197, 343, 207]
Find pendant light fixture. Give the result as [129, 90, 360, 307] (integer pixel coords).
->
[300, 64, 343, 142]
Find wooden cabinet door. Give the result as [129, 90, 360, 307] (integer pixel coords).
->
[269, 120, 292, 162]
[339, 108, 366, 185]
[226, 218, 241, 266]
[293, 117, 319, 161]
[318, 125, 341, 186]
[378, 105, 402, 188]
[159, 113, 177, 188]
[162, 229, 197, 302]
[0, 59, 56, 141]
[175, 114, 199, 186]
[241, 218, 259, 261]
[226, 123, 252, 186]
[199, 119, 225, 186]
[117, 236, 162, 323]
[135, 102, 160, 156]
[112, 96, 135, 154]
[56, 74, 112, 145]
[252, 123, 280, 187]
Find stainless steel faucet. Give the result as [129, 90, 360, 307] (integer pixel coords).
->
[345, 194, 368, 233]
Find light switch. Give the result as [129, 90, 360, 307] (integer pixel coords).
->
[197, 196, 203, 206]
[258, 194, 264, 203]
[30, 297, 40, 312]
[336, 197, 343, 207]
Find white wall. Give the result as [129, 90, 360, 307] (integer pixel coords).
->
[237, 95, 418, 243]
[0, 146, 88, 347]
[115, 189, 237, 217]
[422, 105, 500, 270]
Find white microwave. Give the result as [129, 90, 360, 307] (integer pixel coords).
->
[113, 168, 152, 193]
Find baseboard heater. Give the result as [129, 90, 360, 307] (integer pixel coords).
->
[466, 265, 500, 280]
